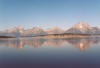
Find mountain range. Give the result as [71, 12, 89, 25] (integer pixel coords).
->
[0, 21, 100, 37]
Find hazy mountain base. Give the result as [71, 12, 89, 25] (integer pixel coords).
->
[22, 33, 100, 38]
[1, 33, 100, 38]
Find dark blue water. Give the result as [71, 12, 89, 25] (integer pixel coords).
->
[0, 37, 100, 68]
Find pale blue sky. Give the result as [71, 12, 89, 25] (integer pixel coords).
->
[0, 0, 100, 30]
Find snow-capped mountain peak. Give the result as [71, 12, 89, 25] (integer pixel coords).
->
[1, 21, 100, 37]
[74, 21, 91, 29]
[66, 21, 100, 34]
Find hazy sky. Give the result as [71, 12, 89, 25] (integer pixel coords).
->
[0, 0, 100, 30]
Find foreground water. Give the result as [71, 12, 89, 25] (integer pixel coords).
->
[0, 36, 100, 68]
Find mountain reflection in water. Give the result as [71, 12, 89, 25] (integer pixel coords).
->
[0, 36, 100, 51]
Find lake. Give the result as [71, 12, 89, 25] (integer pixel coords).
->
[0, 36, 100, 68]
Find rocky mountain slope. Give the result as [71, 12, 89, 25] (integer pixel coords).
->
[0, 21, 100, 37]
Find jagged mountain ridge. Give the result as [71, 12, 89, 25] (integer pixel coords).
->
[23, 27, 48, 36]
[0, 21, 100, 37]
[66, 21, 100, 34]
[0, 26, 48, 36]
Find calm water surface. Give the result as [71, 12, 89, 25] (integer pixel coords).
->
[0, 36, 100, 68]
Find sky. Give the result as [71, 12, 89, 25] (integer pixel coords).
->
[0, 0, 100, 30]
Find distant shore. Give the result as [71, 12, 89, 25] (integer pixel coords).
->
[21, 33, 100, 38]
[0, 36, 15, 38]
[1, 33, 100, 38]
